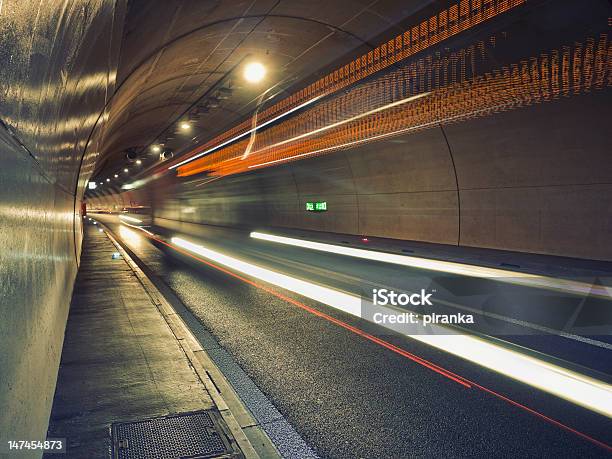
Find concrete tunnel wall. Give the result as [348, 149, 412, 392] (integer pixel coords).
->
[92, 89, 612, 262]
[0, 0, 608, 452]
[0, 1, 125, 452]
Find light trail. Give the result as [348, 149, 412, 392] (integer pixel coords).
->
[120, 220, 153, 235]
[170, 95, 324, 170]
[100, 221, 610, 450]
[171, 236, 612, 419]
[119, 214, 142, 223]
[172, 237, 361, 316]
[250, 232, 612, 299]
[247, 100, 516, 170]
[245, 91, 430, 157]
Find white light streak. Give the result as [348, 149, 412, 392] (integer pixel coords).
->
[249, 97, 518, 170]
[120, 220, 153, 235]
[119, 214, 142, 223]
[249, 91, 430, 156]
[250, 232, 612, 299]
[169, 95, 324, 169]
[172, 237, 361, 316]
[172, 236, 612, 417]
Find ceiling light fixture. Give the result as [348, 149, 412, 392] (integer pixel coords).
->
[151, 145, 161, 153]
[114, 174, 118, 178]
[244, 62, 266, 83]
[179, 122, 191, 130]
[124, 168, 128, 173]
[136, 159, 142, 165]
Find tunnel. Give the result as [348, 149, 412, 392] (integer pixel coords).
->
[1, 0, 611, 458]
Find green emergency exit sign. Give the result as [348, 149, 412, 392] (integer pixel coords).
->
[306, 201, 327, 212]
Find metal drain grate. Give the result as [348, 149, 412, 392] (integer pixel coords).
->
[111, 410, 231, 459]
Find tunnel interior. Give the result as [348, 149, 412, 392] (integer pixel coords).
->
[1, 0, 611, 457]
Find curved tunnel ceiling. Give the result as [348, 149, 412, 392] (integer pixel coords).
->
[84, 0, 612, 262]
[93, 0, 437, 180]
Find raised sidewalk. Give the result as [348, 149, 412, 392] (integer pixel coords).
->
[45, 223, 277, 458]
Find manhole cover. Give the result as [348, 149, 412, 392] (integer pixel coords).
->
[111, 410, 233, 459]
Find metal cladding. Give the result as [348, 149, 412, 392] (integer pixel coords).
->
[0, 0, 126, 447]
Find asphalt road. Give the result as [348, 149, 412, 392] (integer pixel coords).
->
[93, 214, 612, 458]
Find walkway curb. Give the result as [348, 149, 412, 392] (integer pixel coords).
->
[103, 226, 281, 459]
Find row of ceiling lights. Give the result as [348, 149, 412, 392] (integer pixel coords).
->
[91, 62, 267, 190]
[149, 62, 266, 157]
[91, 159, 142, 187]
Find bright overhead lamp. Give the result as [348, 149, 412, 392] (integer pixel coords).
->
[244, 62, 266, 83]
[106, 178, 110, 182]
[123, 168, 128, 173]
[151, 145, 161, 153]
[179, 122, 191, 130]
[136, 159, 142, 165]
[114, 174, 118, 178]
